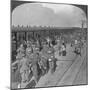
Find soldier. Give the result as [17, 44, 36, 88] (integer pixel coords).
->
[61, 42, 66, 56]
[15, 44, 25, 66]
[73, 39, 79, 55]
[39, 50, 48, 75]
[32, 44, 36, 52]
[16, 42, 32, 84]
[26, 43, 40, 84]
[55, 38, 62, 56]
[42, 42, 56, 73]
[11, 44, 26, 88]
[12, 44, 25, 71]
[17, 44, 25, 54]
[30, 52, 40, 84]
[40, 43, 50, 74]
[16, 43, 31, 84]
[26, 42, 33, 58]
[47, 45, 56, 73]
[19, 57, 30, 83]
[25, 42, 34, 81]
[74, 39, 82, 56]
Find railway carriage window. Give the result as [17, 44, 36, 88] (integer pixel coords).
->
[34, 32, 37, 39]
[19, 33, 22, 41]
[27, 32, 30, 40]
[22, 32, 25, 40]
[16, 32, 19, 41]
[26, 32, 28, 41]
[27, 32, 33, 40]
[37, 33, 40, 39]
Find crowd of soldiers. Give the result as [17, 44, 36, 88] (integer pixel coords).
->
[12, 35, 86, 88]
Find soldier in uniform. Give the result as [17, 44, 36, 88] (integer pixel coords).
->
[54, 37, 62, 56]
[47, 44, 56, 73]
[12, 44, 26, 87]
[14, 41, 33, 85]
[26, 43, 40, 84]
[30, 50, 40, 84]
[39, 52, 48, 75]
[61, 42, 66, 56]
[74, 39, 81, 56]
[25, 42, 34, 82]
[39, 42, 50, 74]
[26, 41, 33, 58]
[42, 41, 56, 74]
[12, 44, 25, 72]
[19, 57, 30, 83]
[16, 44, 25, 60]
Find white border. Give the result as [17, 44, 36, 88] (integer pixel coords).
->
[0, 0, 89, 90]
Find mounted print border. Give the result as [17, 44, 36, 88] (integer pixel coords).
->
[11, 0, 88, 89]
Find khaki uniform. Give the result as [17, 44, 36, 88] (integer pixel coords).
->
[30, 52, 40, 83]
[12, 45, 25, 73]
[61, 43, 66, 56]
[17, 45, 25, 54]
[42, 45, 55, 73]
[74, 40, 82, 56]
[19, 57, 30, 83]
[47, 46, 55, 73]
[16, 44, 25, 61]
[39, 51, 48, 74]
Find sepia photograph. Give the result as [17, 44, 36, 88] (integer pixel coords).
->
[11, 0, 88, 89]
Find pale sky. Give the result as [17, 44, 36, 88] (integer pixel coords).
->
[12, 3, 87, 27]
